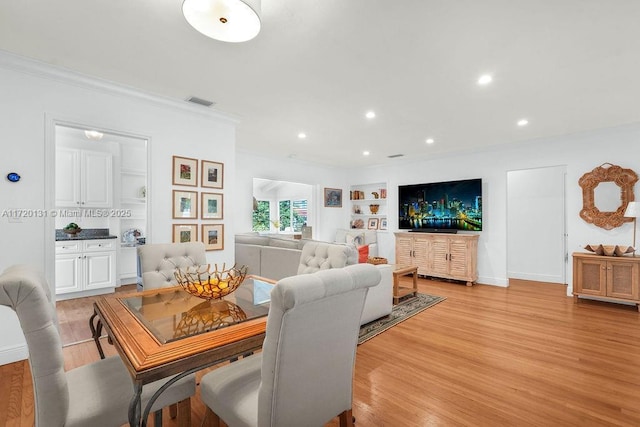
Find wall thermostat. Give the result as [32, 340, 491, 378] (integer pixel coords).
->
[6, 172, 20, 182]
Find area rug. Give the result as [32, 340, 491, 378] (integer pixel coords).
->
[358, 293, 446, 344]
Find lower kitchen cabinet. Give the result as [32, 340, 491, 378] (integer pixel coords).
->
[55, 239, 116, 298]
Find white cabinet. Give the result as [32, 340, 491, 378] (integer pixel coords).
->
[56, 148, 113, 207]
[349, 182, 387, 230]
[55, 240, 116, 296]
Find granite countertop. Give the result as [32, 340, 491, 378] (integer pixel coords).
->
[55, 228, 118, 241]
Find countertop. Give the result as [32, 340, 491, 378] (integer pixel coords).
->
[55, 228, 118, 241]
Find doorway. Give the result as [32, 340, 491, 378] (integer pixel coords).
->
[51, 123, 149, 301]
[507, 165, 567, 285]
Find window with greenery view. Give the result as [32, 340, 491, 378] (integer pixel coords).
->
[252, 199, 308, 232]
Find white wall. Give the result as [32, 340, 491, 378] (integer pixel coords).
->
[0, 52, 237, 364]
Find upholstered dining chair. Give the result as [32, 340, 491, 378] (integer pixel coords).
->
[137, 241, 207, 290]
[0, 264, 195, 427]
[200, 263, 381, 427]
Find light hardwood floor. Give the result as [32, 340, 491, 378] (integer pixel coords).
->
[2, 278, 640, 426]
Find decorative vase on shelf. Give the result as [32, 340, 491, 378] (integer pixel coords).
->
[369, 204, 380, 214]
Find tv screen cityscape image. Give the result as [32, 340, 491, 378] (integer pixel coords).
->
[399, 178, 482, 231]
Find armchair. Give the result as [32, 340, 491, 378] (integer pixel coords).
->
[0, 264, 195, 427]
[200, 263, 381, 427]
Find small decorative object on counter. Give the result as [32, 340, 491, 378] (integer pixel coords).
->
[63, 223, 82, 235]
[175, 263, 248, 300]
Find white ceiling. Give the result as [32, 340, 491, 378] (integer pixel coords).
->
[2, 0, 640, 168]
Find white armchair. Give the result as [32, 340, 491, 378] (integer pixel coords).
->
[200, 263, 382, 427]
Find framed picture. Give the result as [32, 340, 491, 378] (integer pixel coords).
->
[201, 192, 223, 219]
[173, 190, 198, 219]
[201, 160, 224, 189]
[172, 156, 198, 186]
[379, 217, 388, 230]
[368, 217, 379, 230]
[202, 224, 224, 251]
[172, 224, 198, 243]
[324, 188, 342, 207]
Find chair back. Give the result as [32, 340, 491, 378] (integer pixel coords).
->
[137, 242, 207, 289]
[0, 265, 69, 427]
[258, 263, 381, 426]
[297, 241, 358, 275]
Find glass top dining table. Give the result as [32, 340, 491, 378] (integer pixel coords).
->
[120, 276, 274, 343]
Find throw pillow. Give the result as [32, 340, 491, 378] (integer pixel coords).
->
[345, 233, 365, 247]
[357, 245, 369, 263]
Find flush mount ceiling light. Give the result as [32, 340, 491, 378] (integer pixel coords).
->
[517, 119, 529, 126]
[182, 0, 261, 43]
[425, 138, 435, 144]
[84, 130, 104, 141]
[477, 74, 493, 85]
[365, 111, 376, 119]
[298, 132, 307, 139]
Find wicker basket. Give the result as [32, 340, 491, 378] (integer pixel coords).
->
[367, 257, 388, 265]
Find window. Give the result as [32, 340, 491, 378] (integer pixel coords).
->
[279, 199, 308, 232]
[252, 200, 270, 231]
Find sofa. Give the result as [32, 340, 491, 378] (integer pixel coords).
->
[235, 233, 393, 325]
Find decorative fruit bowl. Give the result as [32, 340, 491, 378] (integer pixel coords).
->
[63, 226, 82, 235]
[584, 244, 635, 257]
[174, 263, 248, 300]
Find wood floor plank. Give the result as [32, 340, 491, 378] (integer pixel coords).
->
[5, 278, 640, 426]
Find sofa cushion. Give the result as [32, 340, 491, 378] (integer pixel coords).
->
[357, 245, 369, 263]
[268, 238, 301, 250]
[345, 233, 365, 246]
[235, 234, 271, 246]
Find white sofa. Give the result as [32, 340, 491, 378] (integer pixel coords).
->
[235, 234, 393, 325]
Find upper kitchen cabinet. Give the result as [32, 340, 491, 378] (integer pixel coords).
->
[56, 147, 113, 208]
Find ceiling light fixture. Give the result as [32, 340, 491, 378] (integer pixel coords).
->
[425, 138, 434, 144]
[365, 111, 376, 119]
[84, 130, 104, 141]
[477, 74, 493, 85]
[517, 119, 529, 126]
[182, 0, 261, 43]
[298, 132, 306, 139]
[363, 151, 370, 156]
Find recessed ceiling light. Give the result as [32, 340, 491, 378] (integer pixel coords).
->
[477, 74, 493, 85]
[298, 132, 306, 139]
[517, 119, 529, 126]
[365, 111, 376, 119]
[425, 138, 435, 144]
[363, 151, 370, 156]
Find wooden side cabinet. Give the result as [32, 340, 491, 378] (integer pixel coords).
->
[573, 252, 640, 310]
[395, 233, 479, 286]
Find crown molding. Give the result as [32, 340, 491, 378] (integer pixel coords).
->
[0, 49, 239, 124]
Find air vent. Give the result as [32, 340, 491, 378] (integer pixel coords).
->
[387, 154, 404, 158]
[186, 96, 216, 107]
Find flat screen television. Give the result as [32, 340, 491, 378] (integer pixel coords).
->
[399, 178, 482, 232]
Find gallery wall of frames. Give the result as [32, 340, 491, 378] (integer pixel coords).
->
[172, 155, 225, 250]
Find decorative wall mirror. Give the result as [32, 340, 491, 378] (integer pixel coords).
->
[579, 163, 638, 230]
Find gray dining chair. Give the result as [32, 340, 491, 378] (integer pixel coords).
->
[200, 263, 381, 427]
[137, 241, 207, 290]
[0, 264, 195, 427]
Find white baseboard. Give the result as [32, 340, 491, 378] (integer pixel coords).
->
[0, 343, 28, 366]
[478, 275, 508, 287]
[508, 271, 564, 284]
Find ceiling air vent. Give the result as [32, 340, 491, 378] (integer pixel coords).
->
[387, 154, 404, 158]
[186, 96, 216, 107]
